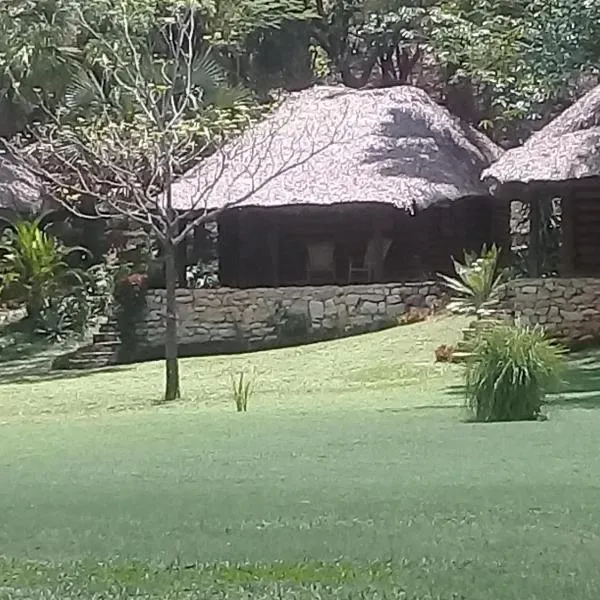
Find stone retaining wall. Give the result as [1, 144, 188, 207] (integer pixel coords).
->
[135, 282, 444, 359]
[491, 278, 600, 345]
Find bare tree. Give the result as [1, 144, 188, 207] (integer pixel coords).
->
[4, 0, 346, 402]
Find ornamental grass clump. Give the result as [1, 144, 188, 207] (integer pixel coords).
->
[231, 369, 255, 412]
[465, 323, 564, 422]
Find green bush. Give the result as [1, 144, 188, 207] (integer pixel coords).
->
[465, 323, 564, 422]
[439, 244, 508, 314]
[0, 218, 88, 321]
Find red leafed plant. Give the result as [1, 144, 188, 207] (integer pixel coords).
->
[114, 272, 148, 356]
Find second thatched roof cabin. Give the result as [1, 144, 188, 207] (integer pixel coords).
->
[171, 85, 508, 288]
[482, 84, 600, 276]
[0, 153, 48, 219]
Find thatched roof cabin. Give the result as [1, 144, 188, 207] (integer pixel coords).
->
[482, 84, 600, 276]
[0, 153, 46, 217]
[172, 85, 502, 212]
[482, 85, 600, 193]
[170, 85, 508, 287]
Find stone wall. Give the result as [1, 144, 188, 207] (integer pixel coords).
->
[490, 278, 600, 345]
[136, 282, 444, 359]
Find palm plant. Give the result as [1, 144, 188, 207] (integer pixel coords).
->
[439, 244, 507, 314]
[0, 219, 89, 322]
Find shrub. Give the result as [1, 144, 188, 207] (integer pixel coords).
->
[434, 344, 456, 363]
[34, 300, 76, 342]
[0, 218, 89, 321]
[465, 323, 564, 422]
[439, 244, 507, 314]
[86, 249, 129, 319]
[398, 306, 431, 326]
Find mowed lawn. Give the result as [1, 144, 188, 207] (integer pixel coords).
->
[1, 315, 600, 599]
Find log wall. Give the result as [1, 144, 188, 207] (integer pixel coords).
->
[217, 197, 509, 287]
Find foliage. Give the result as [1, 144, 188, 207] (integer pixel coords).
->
[230, 369, 255, 412]
[426, 0, 600, 138]
[465, 323, 564, 422]
[4, 0, 600, 146]
[0, 218, 89, 322]
[85, 249, 128, 318]
[398, 306, 432, 325]
[0, 0, 309, 134]
[311, 0, 429, 88]
[434, 343, 456, 363]
[185, 262, 220, 288]
[34, 297, 81, 342]
[439, 244, 506, 314]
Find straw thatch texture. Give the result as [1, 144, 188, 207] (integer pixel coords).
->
[170, 85, 501, 213]
[482, 85, 600, 188]
[0, 153, 46, 215]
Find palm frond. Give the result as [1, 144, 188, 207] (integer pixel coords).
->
[190, 49, 227, 92]
[64, 68, 106, 113]
[211, 85, 252, 108]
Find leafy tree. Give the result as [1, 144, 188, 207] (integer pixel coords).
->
[6, 0, 344, 402]
[311, 0, 430, 88]
[427, 0, 600, 139]
[0, 0, 318, 133]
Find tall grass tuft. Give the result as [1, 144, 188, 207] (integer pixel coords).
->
[465, 323, 564, 422]
[231, 370, 255, 412]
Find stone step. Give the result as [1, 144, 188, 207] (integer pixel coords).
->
[75, 349, 116, 360]
[99, 321, 119, 333]
[87, 341, 120, 352]
[66, 357, 114, 370]
[93, 332, 120, 343]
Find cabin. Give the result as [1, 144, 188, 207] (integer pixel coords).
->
[482, 84, 600, 277]
[0, 154, 47, 221]
[170, 85, 510, 288]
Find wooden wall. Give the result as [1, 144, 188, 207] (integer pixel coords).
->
[571, 194, 600, 276]
[217, 197, 509, 288]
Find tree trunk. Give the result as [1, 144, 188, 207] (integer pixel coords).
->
[163, 239, 181, 401]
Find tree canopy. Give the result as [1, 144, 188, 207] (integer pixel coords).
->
[2, 0, 600, 143]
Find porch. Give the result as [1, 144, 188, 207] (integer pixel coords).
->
[507, 178, 600, 277]
[196, 199, 510, 289]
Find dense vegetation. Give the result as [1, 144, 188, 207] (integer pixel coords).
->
[2, 0, 600, 144]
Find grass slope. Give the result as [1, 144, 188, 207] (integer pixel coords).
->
[0, 315, 466, 419]
[1, 315, 600, 599]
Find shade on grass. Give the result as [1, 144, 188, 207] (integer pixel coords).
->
[1, 315, 600, 600]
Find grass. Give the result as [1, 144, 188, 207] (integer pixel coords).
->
[0, 315, 466, 419]
[2, 314, 600, 599]
[0, 317, 80, 384]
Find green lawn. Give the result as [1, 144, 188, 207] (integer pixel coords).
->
[1, 315, 600, 599]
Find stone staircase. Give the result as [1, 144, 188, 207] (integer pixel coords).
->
[52, 321, 121, 370]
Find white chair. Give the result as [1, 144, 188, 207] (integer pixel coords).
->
[306, 241, 336, 284]
[348, 237, 392, 283]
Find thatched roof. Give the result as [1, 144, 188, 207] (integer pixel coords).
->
[0, 152, 46, 215]
[170, 85, 502, 213]
[482, 85, 600, 191]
